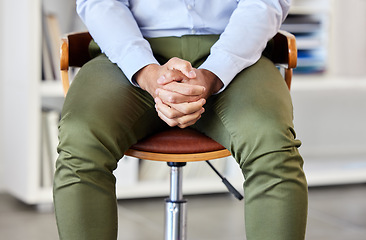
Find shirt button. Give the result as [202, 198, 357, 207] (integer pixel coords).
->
[187, 4, 193, 10]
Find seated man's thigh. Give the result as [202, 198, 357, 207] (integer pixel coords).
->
[195, 56, 297, 158]
[60, 54, 165, 156]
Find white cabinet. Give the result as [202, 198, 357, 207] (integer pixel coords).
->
[291, 76, 366, 186]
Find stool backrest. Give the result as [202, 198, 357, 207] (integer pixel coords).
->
[60, 31, 297, 96]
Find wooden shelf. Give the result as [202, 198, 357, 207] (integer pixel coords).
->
[40, 81, 64, 97]
[291, 0, 330, 14]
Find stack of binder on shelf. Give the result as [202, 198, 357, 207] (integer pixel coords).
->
[42, 11, 61, 81]
[40, 8, 64, 187]
[281, 14, 327, 74]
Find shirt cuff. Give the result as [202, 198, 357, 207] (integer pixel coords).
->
[199, 50, 254, 94]
[110, 46, 160, 87]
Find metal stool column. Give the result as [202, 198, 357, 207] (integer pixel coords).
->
[165, 162, 187, 240]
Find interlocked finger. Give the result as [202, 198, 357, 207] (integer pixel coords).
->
[156, 87, 202, 104]
[176, 109, 204, 128]
[155, 97, 205, 128]
[155, 97, 186, 119]
[168, 99, 206, 115]
[162, 81, 205, 96]
[156, 106, 204, 128]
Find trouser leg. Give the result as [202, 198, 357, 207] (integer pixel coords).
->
[150, 35, 308, 239]
[53, 54, 165, 240]
[194, 57, 308, 240]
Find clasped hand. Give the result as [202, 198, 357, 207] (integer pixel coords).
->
[135, 57, 223, 128]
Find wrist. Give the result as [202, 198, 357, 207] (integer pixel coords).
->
[135, 64, 160, 91]
[200, 69, 223, 95]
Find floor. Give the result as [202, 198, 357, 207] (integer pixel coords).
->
[1, 184, 366, 240]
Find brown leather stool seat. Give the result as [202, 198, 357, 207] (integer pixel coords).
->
[125, 128, 231, 162]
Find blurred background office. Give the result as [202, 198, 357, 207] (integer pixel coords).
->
[1, 0, 366, 239]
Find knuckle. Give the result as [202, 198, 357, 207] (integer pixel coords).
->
[170, 57, 178, 63]
[166, 112, 176, 119]
[184, 61, 192, 68]
[180, 108, 190, 115]
[168, 95, 176, 103]
[186, 88, 195, 95]
[177, 119, 186, 126]
[165, 71, 173, 78]
[169, 120, 179, 127]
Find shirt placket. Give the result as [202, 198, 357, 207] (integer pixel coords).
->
[184, 0, 203, 34]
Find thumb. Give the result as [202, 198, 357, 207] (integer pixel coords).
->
[186, 70, 197, 78]
[167, 57, 197, 79]
[174, 67, 196, 79]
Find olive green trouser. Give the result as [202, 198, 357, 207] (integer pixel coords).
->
[53, 35, 308, 239]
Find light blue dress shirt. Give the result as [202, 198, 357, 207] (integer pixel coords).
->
[76, 0, 290, 92]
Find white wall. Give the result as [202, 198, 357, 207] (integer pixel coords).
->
[0, 0, 5, 191]
[329, 0, 366, 76]
[43, 0, 86, 33]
